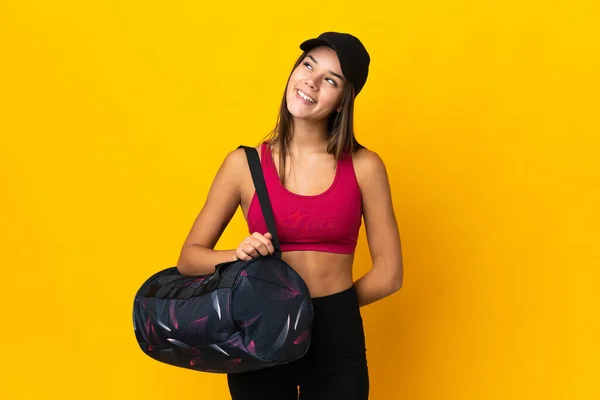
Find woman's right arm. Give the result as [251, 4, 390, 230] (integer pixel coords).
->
[176, 148, 275, 276]
[176, 148, 245, 276]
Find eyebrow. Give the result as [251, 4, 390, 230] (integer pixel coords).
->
[307, 55, 345, 81]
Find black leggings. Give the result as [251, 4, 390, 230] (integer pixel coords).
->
[227, 285, 369, 400]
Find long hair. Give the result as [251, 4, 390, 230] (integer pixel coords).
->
[260, 51, 366, 186]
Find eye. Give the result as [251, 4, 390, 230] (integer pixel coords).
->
[303, 61, 313, 70]
[325, 78, 337, 87]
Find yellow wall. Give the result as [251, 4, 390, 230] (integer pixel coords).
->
[1, 1, 598, 399]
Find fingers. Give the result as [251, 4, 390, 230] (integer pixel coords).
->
[235, 232, 275, 261]
[251, 232, 275, 255]
[235, 248, 252, 261]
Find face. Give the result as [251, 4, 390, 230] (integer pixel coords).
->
[286, 46, 347, 121]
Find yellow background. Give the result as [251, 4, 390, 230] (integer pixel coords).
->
[1, 0, 598, 399]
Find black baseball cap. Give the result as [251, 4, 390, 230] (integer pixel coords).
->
[300, 32, 370, 96]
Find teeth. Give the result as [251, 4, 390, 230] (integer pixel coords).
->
[297, 90, 315, 103]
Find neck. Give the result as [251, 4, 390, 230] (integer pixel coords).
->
[288, 118, 329, 155]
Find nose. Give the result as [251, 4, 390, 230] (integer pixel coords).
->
[304, 78, 318, 91]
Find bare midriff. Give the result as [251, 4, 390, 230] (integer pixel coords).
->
[281, 251, 355, 298]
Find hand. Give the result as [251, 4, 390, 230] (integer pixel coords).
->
[235, 232, 275, 261]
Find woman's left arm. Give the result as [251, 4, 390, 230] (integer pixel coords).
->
[353, 149, 404, 307]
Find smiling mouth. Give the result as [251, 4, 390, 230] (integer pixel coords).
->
[296, 89, 316, 104]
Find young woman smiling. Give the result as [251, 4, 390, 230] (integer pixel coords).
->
[176, 32, 403, 400]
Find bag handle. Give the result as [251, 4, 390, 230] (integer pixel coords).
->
[237, 145, 282, 259]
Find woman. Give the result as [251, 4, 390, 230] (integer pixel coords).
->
[176, 32, 403, 400]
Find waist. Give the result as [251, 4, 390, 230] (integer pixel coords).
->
[282, 250, 355, 298]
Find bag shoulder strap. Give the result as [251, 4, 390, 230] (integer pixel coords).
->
[237, 145, 282, 259]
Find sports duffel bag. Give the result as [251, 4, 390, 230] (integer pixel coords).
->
[132, 145, 314, 374]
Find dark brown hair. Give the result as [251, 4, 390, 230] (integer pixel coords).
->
[260, 51, 366, 186]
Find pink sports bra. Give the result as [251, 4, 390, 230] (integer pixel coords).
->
[246, 142, 363, 254]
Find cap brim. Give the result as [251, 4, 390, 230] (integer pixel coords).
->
[299, 38, 336, 52]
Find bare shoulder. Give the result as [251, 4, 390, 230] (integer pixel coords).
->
[229, 144, 263, 162]
[215, 145, 257, 179]
[352, 147, 389, 190]
[222, 146, 249, 170]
